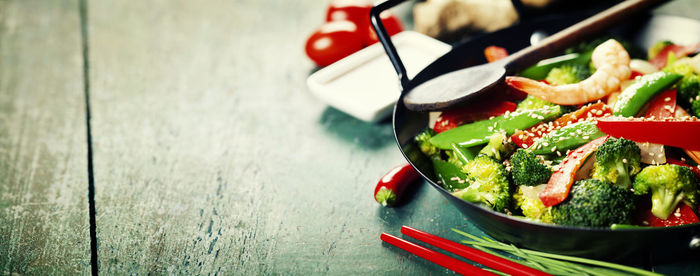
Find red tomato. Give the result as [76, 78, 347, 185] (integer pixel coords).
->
[305, 20, 365, 67]
[326, 0, 372, 26]
[364, 11, 404, 45]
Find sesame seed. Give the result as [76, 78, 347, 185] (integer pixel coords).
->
[551, 146, 557, 152]
[664, 97, 671, 102]
[622, 158, 627, 164]
[582, 136, 589, 140]
[556, 151, 561, 157]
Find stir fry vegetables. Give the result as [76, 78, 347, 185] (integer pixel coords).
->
[416, 38, 700, 228]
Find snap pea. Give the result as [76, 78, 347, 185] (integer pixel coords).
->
[612, 71, 683, 117]
[531, 120, 606, 155]
[430, 106, 561, 150]
[519, 52, 593, 80]
[432, 159, 469, 192]
[451, 143, 480, 165]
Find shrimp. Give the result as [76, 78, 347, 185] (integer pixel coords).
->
[506, 39, 631, 105]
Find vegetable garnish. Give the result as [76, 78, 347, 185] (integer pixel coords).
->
[596, 117, 700, 151]
[401, 226, 550, 276]
[539, 136, 609, 207]
[374, 163, 421, 207]
[430, 106, 561, 149]
[453, 229, 662, 276]
[380, 232, 496, 276]
[612, 71, 683, 117]
[511, 102, 611, 150]
[633, 164, 698, 220]
[433, 99, 517, 133]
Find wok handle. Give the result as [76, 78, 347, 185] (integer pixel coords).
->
[371, 0, 410, 91]
[503, 0, 669, 74]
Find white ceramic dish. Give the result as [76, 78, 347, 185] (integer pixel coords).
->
[307, 31, 451, 122]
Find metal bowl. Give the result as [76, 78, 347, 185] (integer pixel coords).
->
[388, 13, 700, 262]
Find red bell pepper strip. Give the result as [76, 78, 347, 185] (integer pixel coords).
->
[629, 70, 644, 80]
[649, 43, 700, 69]
[639, 203, 699, 227]
[674, 107, 700, 165]
[539, 136, 609, 207]
[596, 117, 700, 151]
[511, 102, 611, 148]
[645, 89, 676, 118]
[484, 46, 508, 63]
[667, 157, 700, 180]
[375, 163, 421, 207]
[433, 99, 517, 133]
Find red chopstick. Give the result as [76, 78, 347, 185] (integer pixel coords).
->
[380, 233, 497, 276]
[401, 226, 552, 276]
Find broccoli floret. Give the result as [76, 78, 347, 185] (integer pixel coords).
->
[633, 164, 699, 220]
[517, 95, 556, 111]
[545, 64, 591, 85]
[664, 62, 700, 115]
[451, 155, 511, 212]
[551, 179, 636, 227]
[513, 184, 552, 223]
[478, 131, 514, 161]
[510, 149, 552, 186]
[693, 99, 700, 118]
[415, 128, 440, 158]
[591, 137, 642, 189]
[648, 40, 673, 60]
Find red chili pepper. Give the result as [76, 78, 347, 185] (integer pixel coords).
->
[667, 157, 700, 180]
[645, 89, 676, 118]
[539, 136, 609, 207]
[511, 102, 611, 149]
[639, 203, 699, 227]
[596, 117, 700, 151]
[374, 163, 421, 207]
[649, 43, 700, 69]
[433, 99, 517, 133]
[484, 46, 509, 63]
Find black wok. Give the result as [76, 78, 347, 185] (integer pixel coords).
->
[374, 2, 700, 263]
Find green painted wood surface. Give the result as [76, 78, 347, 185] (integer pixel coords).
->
[0, 0, 91, 274]
[86, 1, 478, 273]
[2, 0, 700, 274]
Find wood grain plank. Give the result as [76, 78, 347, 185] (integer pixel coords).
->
[0, 0, 91, 274]
[88, 0, 474, 274]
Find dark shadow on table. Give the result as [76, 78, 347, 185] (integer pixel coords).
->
[319, 106, 395, 150]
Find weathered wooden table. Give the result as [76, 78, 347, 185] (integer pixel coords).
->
[2, 0, 699, 274]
